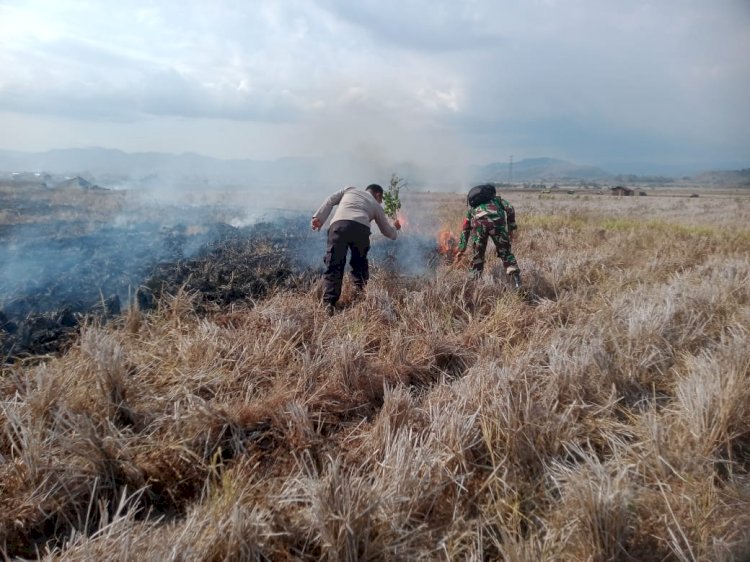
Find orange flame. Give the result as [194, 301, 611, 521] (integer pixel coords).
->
[393, 208, 460, 264]
[437, 228, 458, 259]
[396, 209, 409, 229]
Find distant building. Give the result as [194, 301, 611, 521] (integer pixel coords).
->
[610, 186, 634, 196]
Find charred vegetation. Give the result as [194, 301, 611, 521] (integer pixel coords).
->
[0, 186, 327, 360]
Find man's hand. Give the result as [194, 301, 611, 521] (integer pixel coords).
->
[455, 249, 466, 261]
[311, 217, 322, 231]
[509, 230, 517, 243]
[394, 219, 402, 231]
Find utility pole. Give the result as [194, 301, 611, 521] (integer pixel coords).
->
[508, 154, 513, 185]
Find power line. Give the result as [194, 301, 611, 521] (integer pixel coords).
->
[508, 154, 513, 185]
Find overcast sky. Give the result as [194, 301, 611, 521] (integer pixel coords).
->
[1, 0, 748, 173]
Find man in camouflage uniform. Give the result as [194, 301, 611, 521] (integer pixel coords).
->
[456, 194, 520, 284]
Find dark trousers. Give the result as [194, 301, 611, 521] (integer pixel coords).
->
[323, 220, 371, 305]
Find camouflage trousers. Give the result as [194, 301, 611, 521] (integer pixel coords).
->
[470, 218, 518, 275]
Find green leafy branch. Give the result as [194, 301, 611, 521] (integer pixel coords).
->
[383, 173, 407, 219]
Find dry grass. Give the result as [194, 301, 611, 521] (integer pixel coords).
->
[1, 190, 750, 560]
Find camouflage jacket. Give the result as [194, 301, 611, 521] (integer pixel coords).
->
[458, 196, 517, 251]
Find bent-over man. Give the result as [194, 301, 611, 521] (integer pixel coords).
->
[456, 191, 520, 286]
[312, 184, 401, 315]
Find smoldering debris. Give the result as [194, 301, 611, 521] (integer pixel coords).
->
[369, 234, 450, 276]
[143, 216, 323, 309]
[0, 212, 324, 360]
[0, 204, 451, 361]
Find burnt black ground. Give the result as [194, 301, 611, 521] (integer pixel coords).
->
[0, 212, 323, 360]
[1, 199, 446, 360]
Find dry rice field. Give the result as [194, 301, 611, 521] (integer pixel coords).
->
[1, 188, 749, 561]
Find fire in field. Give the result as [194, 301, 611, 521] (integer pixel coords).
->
[1, 182, 750, 560]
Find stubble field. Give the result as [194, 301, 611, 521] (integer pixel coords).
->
[1, 186, 749, 560]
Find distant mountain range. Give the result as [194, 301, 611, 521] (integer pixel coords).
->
[470, 157, 609, 182]
[0, 148, 747, 189]
[0, 148, 320, 188]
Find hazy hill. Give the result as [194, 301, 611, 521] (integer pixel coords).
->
[55, 176, 108, 191]
[0, 148, 318, 188]
[692, 168, 750, 188]
[471, 157, 610, 182]
[0, 149, 614, 188]
[2, 148, 748, 189]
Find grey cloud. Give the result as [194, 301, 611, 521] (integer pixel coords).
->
[1, 0, 748, 172]
[132, 69, 303, 122]
[314, 0, 505, 51]
[447, 112, 745, 173]
[0, 78, 302, 123]
[0, 39, 304, 123]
